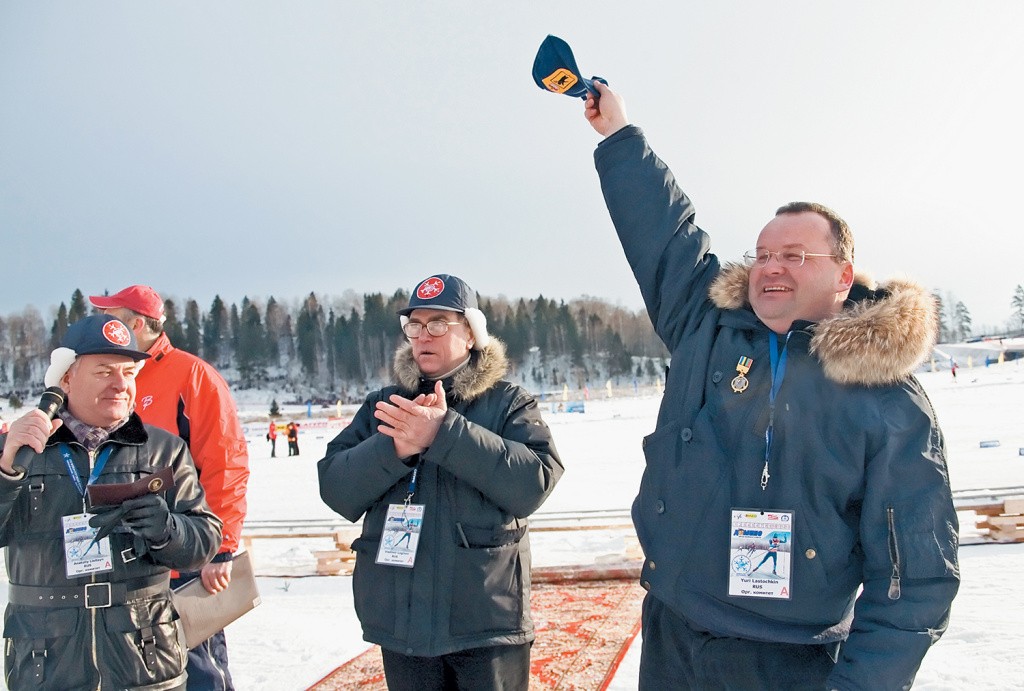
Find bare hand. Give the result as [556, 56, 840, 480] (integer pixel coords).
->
[584, 81, 629, 137]
[0, 411, 63, 474]
[374, 381, 448, 459]
[200, 560, 233, 594]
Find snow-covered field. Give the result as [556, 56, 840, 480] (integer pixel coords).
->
[2, 358, 1023, 689]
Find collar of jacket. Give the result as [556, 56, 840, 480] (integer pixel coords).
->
[45, 412, 149, 449]
[393, 338, 509, 403]
[146, 332, 175, 362]
[709, 262, 938, 387]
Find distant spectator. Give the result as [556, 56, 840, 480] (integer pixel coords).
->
[287, 422, 299, 456]
[268, 420, 278, 458]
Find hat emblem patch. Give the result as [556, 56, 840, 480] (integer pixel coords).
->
[102, 320, 132, 347]
[417, 278, 445, 300]
[542, 68, 578, 94]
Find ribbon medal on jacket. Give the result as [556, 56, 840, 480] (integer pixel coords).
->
[732, 356, 753, 393]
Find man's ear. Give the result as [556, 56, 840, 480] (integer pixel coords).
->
[837, 262, 855, 292]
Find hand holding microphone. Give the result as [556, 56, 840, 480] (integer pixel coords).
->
[0, 387, 65, 477]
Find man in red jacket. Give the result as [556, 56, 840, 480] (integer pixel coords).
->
[91, 285, 249, 691]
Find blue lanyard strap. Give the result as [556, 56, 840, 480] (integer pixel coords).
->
[404, 461, 422, 505]
[59, 444, 113, 498]
[762, 331, 792, 491]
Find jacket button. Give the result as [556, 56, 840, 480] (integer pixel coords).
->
[680, 428, 692, 441]
[648, 561, 656, 570]
[805, 549, 817, 559]
[406, 647, 414, 655]
[655, 500, 665, 514]
[712, 371, 723, 383]
[642, 580, 651, 591]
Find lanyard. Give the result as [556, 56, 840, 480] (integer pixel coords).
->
[404, 461, 422, 506]
[59, 444, 113, 498]
[762, 331, 792, 491]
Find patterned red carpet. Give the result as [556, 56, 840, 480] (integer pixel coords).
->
[307, 579, 644, 691]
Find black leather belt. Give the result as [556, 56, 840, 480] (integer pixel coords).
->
[8, 574, 170, 609]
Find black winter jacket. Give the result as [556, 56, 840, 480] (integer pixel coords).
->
[0, 414, 222, 690]
[595, 126, 959, 691]
[318, 339, 562, 657]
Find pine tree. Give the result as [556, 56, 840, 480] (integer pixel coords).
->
[183, 300, 202, 356]
[203, 296, 229, 365]
[237, 299, 267, 388]
[50, 303, 69, 348]
[295, 292, 324, 380]
[68, 289, 88, 323]
[163, 299, 186, 348]
[1011, 285, 1024, 329]
[954, 302, 972, 342]
[264, 297, 284, 366]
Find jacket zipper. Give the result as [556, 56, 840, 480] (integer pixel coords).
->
[84, 447, 102, 690]
[885, 507, 901, 600]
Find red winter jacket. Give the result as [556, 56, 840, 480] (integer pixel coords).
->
[135, 332, 249, 555]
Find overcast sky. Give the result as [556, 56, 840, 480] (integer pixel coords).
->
[2, 2, 1022, 330]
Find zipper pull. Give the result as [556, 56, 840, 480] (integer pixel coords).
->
[888, 571, 901, 600]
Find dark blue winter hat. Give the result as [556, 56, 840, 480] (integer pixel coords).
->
[532, 35, 607, 100]
[44, 315, 150, 386]
[398, 274, 490, 350]
[399, 274, 478, 315]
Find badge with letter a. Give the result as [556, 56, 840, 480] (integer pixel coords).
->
[732, 356, 753, 393]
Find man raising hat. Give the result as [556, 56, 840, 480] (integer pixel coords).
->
[0, 315, 222, 690]
[91, 285, 249, 691]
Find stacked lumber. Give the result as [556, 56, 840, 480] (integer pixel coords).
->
[968, 498, 1024, 543]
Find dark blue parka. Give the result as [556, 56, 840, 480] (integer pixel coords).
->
[595, 126, 959, 691]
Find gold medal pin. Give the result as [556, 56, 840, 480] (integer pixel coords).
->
[731, 356, 753, 393]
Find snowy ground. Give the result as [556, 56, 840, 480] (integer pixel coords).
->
[2, 359, 1023, 689]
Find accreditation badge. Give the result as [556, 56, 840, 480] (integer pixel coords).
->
[727, 508, 793, 600]
[62, 513, 113, 578]
[376, 503, 425, 568]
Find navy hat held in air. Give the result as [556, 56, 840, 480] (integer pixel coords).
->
[532, 35, 607, 100]
[398, 274, 490, 350]
[44, 314, 150, 387]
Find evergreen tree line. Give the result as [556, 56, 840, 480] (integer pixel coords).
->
[0, 288, 669, 402]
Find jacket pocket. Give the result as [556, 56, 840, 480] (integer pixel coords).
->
[449, 536, 523, 637]
[101, 597, 186, 688]
[4, 608, 91, 689]
[350, 537, 399, 635]
[888, 501, 960, 584]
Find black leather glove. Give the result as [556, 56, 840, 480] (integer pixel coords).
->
[120, 494, 175, 545]
[88, 503, 129, 540]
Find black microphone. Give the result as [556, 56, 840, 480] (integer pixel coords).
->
[10, 387, 66, 473]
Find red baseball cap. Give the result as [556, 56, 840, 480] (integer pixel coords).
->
[89, 285, 165, 320]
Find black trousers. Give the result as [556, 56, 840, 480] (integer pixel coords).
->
[638, 594, 838, 691]
[380, 643, 531, 691]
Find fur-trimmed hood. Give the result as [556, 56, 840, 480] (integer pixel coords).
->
[709, 262, 938, 387]
[393, 337, 509, 402]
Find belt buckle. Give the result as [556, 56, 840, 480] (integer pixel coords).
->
[85, 582, 112, 609]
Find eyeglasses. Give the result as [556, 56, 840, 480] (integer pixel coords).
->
[402, 320, 463, 339]
[743, 249, 837, 268]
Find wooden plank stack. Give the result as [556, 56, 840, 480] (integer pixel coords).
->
[968, 498, 1024, 543]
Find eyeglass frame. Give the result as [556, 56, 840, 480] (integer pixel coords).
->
[743, 249, 839, 268]
[402, 319, 465, 339]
